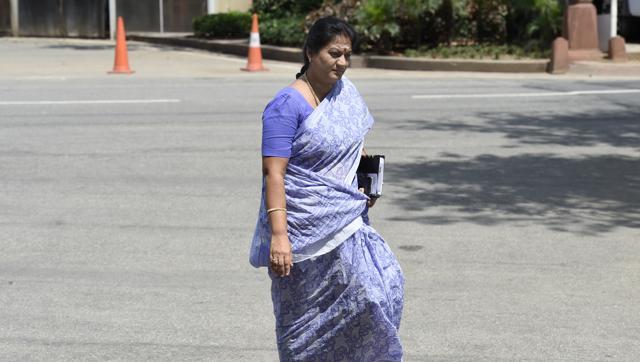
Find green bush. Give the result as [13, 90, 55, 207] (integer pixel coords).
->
[193, 12, 252, 38]
[249, 0, 321, 47]
[354, 0, 466, 53]
[355, 0, 401, 53]
[353, 0, 562, 54]
[251, 0, 323, 18]
[395, 0, 441, 48]
[192, 1, 562, 56]
[466, 0, 562, 47]
[508, 0, 563, 49]
[259, 15, 306, 47]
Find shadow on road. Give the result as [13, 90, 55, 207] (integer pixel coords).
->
[387, 108, 640, 235]
[398, 107, 640, 149]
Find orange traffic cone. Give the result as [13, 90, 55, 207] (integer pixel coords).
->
[109, 16, 134, 74]
[242, 14, 268, 72]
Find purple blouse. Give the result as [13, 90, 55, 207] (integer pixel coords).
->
[262, 87, 314, 158]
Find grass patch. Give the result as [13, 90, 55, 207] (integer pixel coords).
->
[405, 44, 550, 60]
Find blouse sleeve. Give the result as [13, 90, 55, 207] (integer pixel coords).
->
[261, 93, 301, 158]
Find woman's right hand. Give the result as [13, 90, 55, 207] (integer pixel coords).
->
[270, 234, 293, 277]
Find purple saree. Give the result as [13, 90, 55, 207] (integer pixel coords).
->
[250, 77, 404, 361]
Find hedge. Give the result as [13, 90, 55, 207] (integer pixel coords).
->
[259, 16, 306, 47]
[193, 12, 252, 38]
[194, 1, 563, 55]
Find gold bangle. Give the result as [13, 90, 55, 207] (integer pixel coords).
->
[267, 208, 287, 215]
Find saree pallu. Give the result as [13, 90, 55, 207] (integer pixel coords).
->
[250, 77, 404, 361]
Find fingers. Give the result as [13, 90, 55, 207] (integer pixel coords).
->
[359, 188, 376, 208]
[359, 187, 373, 208]
[278, 258, 286, 276]
[270, 254, 293, 277]
[270, 257, 281, 275]
[271, 261, 280, 276]
[283, 254, 292, 276]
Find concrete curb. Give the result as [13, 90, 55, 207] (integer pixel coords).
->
[129, 34, 550, 73]
[365, 56, 549, 73]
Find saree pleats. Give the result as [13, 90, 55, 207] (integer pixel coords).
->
[270, 224, 404, 361]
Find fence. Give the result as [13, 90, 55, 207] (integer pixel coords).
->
[2, 0, 209, 37]
[17, 0, 107, 37]
[0, 0, 10, 34]
[116, 0, 207, 33]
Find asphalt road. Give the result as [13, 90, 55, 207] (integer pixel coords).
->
[1, 38, 639, 361]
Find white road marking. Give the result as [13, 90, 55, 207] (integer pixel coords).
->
[16, 76, 68, 80]
[0, 99, 181, 106]
[411, 89, 640, 99]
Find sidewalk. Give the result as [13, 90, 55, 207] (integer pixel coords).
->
[129, 32, 640, 76]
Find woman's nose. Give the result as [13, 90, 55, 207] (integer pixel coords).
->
[337, 55, 348, 67]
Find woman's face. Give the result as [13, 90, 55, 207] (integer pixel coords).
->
[308, 34, 352, 82]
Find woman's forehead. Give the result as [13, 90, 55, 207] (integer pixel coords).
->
[325, 35, 352, 50]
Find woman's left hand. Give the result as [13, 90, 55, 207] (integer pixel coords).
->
[358, 188, 377, 208]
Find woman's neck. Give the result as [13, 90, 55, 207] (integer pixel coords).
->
[305, 70, 334, 100]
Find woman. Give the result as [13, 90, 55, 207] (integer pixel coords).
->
[250, 17, 404, 361]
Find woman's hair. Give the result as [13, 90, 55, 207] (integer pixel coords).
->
[296, 17, 357, 79]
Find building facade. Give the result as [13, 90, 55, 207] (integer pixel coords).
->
[0, 0, 252, 38]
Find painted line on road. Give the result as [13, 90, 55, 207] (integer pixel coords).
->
[15, 76, 68, 80]
[0, 99, 181, 106]
[411, 89, 640, 100]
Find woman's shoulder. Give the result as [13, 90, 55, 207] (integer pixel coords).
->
[267, 87, 300, 105]
[264, 86, 312, 116]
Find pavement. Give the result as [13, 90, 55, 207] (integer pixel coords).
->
[0, 37, 639, 361]
[3, 36, 640, 81]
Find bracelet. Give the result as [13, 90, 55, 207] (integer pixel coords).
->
[267, 208, 287, 215]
